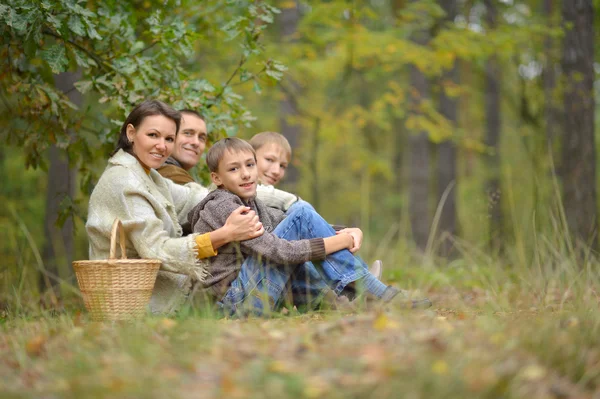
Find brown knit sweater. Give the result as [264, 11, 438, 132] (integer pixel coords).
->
[188, 189, 326, 299]
[157, 157, 196, 185]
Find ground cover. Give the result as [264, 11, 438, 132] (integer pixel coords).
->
[2, 261, 598, 399]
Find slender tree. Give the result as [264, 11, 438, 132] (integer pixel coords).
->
[436, 0, 459, 256]
[561, 0, 597, 249]
[279, 0, 302, 188]
[408, 5, 431, 251]
[484, 0, 503, 250]
[543, 0, 561, 156]
[40, 71, 80, 303]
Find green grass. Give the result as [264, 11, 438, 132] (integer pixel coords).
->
[1, 249, 599, 399]
[2, 179, 599, 398]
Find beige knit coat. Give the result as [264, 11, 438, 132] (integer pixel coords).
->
[86, 150, 209, 314]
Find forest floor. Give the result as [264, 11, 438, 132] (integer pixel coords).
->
[1, 266, 599, 399]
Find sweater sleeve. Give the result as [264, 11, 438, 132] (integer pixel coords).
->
[240, 226, 326, 265]
[86, 169, 207, 281]
[166, 179, 209, 226]
[195, 233, 217, 258]
[255, 184, 299, 211]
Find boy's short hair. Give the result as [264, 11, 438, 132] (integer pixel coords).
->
[207, 137, 256, 172]
[249, 131, 292, 160]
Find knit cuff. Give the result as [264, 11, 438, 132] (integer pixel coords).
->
[282, 195, 300, 211]
[195, 233, 218, 259]
[308, 238, 326, 261]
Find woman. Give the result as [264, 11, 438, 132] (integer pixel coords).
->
[86, 100, 264, 314]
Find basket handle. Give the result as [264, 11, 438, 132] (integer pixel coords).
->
[109, 219, 128, 260]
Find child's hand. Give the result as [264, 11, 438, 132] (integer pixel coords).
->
[225, 206, 264, 241]
[336, 228, 363, 253]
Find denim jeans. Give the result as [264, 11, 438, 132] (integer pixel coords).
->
[218, 201, 370, 317]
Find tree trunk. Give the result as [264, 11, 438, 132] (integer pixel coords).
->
[561, 0, 597, 249]
[40, 71, 81, 302]
[484, 0, 502, 251]
[436, 0, 458, 256]
[278, 0, 301, 189]
[543, 0, 561, 159]
[408, 26, 431, 251]
[391, 0, 408, 230]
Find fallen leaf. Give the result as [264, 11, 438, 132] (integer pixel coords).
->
[268, 360, 293, 374]
[359, 344, 387, 368]
[304, 375, 330, 398]
[520, 364, 546, 381]
[373, 313, 400, 331]
[268, 329, 285, 340]
[432, 360, 449, 375]
[158, 318, 177, 331]
[25, 335, 47, 357]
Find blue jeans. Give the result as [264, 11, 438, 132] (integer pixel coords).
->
[218, 202, 370, 317]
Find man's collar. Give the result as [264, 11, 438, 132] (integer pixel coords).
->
[163, 156, 184, 168]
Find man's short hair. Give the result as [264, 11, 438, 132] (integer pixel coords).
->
[178, 108, 205, 123]
[207, 137, 256, 172]
[249, 131, 292, 159]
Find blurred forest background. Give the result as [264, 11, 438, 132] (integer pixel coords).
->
[1, 0, 599, 308]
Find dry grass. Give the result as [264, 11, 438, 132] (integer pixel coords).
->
[1, 256, 599, 399]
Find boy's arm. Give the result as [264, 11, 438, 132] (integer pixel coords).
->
[255, 184, 299, 212]
[207, 206, 264, 249]
[240, 228, 325, 265]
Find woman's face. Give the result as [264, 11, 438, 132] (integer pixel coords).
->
[127, 115, 177, 169]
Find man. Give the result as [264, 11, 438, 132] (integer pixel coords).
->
[157, 109, 207, 185]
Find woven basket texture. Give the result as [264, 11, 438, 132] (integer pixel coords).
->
[73, 219, 161, 321]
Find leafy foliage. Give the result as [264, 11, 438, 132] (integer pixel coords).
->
[0, 0, 284, 180]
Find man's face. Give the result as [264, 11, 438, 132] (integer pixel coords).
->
[171, 113, 207, 170]
[211, 149, 258, 200]
[255, 143, 289, 186]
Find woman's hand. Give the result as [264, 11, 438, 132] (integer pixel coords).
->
[224, 206, 264, 241]
[336, 227, 363, 253]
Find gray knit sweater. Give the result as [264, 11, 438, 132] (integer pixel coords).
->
[188, 189, 326, 299]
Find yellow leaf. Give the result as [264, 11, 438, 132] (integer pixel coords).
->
[158, 318, 177, 331]
[521, 365, 546, 381]
[432, 360, 449, 375]
[268, 329, 285, 340]
[373, 313, 400, 331]
[269, 360, 293, 374]
[304, 376, 330, 398]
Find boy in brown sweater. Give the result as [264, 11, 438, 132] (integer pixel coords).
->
[188, 138, 431, 316]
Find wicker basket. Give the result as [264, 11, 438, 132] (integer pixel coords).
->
[73, 219, 161, 321]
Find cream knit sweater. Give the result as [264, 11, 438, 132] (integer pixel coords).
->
[86, 150, 209, 314]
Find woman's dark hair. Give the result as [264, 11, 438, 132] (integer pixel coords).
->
[112, 100, 181, 156]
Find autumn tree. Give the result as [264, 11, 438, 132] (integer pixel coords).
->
[0, 0, 283, 299]
[278, 0, 302, 189]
